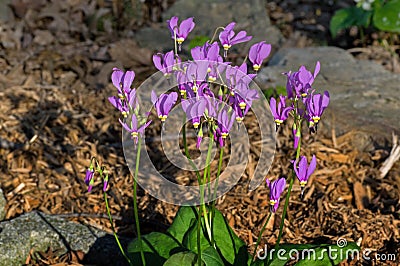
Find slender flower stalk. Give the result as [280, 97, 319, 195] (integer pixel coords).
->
[133, 138, 146, 266]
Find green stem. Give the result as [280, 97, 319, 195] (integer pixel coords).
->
[210, 147, 224, 246]
[200, 131, 214, 242]
[273, 173, 294, 251]
[104, 192, 133, 265]
[274, 122, 302, 252]
[197, 205, 202, 266]
[251, 212, 272, 263]
[133, 139, 145, 266]
[181, 117, 204, 266]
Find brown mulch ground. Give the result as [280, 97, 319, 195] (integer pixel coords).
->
[0, 0, 399, 265]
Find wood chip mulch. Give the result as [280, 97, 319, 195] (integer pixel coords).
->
[0, 0, 399, 265]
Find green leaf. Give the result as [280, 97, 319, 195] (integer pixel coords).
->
[373, 0, 400, 33]
[188, 35, 210, 50]
[330, 7, 372, 37]
[167, 206, 198, 243]
[182, 218, 211, 253]
[163, 251, 200, 266]
[202, 246, 225, 266]
[212, 209, 248, 265]
[127, 232, 185, 265]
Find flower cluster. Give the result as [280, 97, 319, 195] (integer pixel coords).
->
[108, 68, 152, 146]
[84, 159, 109, 193]
[150, 18, 271, 149]
[266, 62, 330, 212]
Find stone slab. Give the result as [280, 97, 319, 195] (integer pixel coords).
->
[257, 46, 400, 142]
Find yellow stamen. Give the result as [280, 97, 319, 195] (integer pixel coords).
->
[177, 37, 185, 44]
[239, 102, 246, 110]
[274, 119, 283, 125]
[253, 64, 260, 71]
[269, 199, 277, 206]
[223, 44, 231, 51]
[221, 132, 229, 138]
[159, 115, 168, 122]
[300, 181, 307, 187]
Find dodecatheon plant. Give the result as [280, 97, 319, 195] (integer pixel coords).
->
[306, 91, 330, 126]
[111, 68, 135, 99]
[85, 167, 95, 192]
[196, 126, 203, 149]
[292, 123, 301, 149]
[269, 95, 293, 129]
[103, 172, 109, 192]
[219, 22, 252, 57]
[248, 41, 272, 71]
[153, 50, 179, 77]
[293, 155, 317, 196]
[120, 114, 152, 145]
[231, 80, 259, 111]
[284, 61, 320, 99]
[266, 177, 286, 213]
[191, 42, 211, 61]
[216, 108, 236, 147]
[185, 61, 209, 93]
[108, 96, 130, 117]
[151, 91, 178, 122]
[167, 16, 195, 48]
[181, 98, 206, 129]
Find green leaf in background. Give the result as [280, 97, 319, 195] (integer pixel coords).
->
[189, 35, 210, 49]
[182, 218, 211, 253]
[212, 209, 248, 265]
[330, 7, 372, 37]
[127, 232, 184, 265]
[202, 246, 225, 266]
[163, 251, 200, 266]
[167, 206, 198, 243]
[373, 0, 400, 33]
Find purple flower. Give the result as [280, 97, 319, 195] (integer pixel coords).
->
[103, 173, 109, 192]
[266, 177, 286, 213]
[294, 155, 317, 189]
[120, 114, 151, 145]
[284, 61, 320, 99]
[249, 41, 271, 71]
[292, 123, 301, 149]
[216, 108, 236, 147]
[269, 95, 293, 128]
[196, 127, 203, 149]
[181, 98, 206, 129]
[153, 50, 179, 76]
[85, 168, 95, 192]
[219, 22, 252, 56]
[111, 68, 135, 99]
[108, 96, 129, 117]
[306, 91, 330, 125]
[227, 63, 256, 85]
[151, 91, 178, 122]
[185, 61, 209, 93]
[167, 16, 195, 45]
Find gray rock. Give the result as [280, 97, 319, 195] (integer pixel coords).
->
[0, 0, 13, 22]
[0, 188, 5, 221]
[134, 0, 283, 52]
[257, 47, 400, 141]
[0, 211, 129, 266]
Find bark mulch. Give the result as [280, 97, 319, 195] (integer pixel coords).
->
[0, 0, 399, 265]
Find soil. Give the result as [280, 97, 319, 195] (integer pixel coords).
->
[0, 0, 399, 265]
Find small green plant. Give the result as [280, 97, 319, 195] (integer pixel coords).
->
[330, 0, 400, 38]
